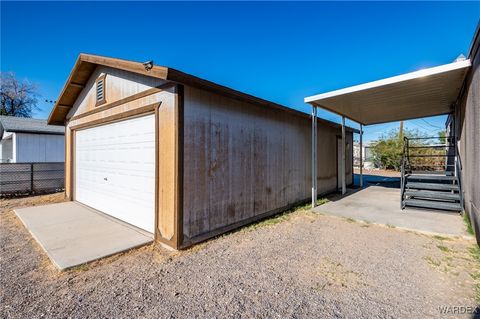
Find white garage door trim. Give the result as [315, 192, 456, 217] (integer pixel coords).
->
[74, 114, 156, 233]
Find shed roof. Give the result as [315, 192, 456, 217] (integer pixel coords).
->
[47, 54, 358, 133]
[0, 116, 64, 138]
[304, 59, 471, 125]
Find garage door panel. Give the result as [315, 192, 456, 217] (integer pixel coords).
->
[75, 115, 155, 233]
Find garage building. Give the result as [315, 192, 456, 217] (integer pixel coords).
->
[48, 54, 355, 249]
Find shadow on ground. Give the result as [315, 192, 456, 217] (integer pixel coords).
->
[353, 173, 400, 189]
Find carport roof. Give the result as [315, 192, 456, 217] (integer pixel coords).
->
[304, 59, 471, 125]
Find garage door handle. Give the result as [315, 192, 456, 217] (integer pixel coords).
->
[104, 177, 108, 181]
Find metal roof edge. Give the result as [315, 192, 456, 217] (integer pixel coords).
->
[304, 59, 471, 104]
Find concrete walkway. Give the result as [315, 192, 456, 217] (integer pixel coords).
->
[314, 186, 468, 238]
[15, 202, 153, 270]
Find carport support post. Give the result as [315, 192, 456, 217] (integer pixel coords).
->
[341, 116, 346, 195]
[311, 105, 317, 208]
[359, 123, 363, 188]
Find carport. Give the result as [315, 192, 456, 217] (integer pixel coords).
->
[306, 58, 471, 204]
[305, 58, 471, 233]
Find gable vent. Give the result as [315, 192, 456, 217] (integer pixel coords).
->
[96, 80, 104, 100]
[95, 74, 106, 106]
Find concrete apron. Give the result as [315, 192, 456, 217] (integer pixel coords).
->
[15, 201, 153, 271]
[314, 186, 470, 239]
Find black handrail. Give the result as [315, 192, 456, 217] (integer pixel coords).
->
[454, 141, 464, 212]
[402, 136, 453, 171]
[400, 135, 456, 210]
[409, 154, 455, 157]
[408, 145, 454, 148]
[405, 136, 455, 140]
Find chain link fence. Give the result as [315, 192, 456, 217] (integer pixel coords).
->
[0, 162, 64, 197]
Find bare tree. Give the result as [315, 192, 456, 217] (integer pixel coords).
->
[0, 72, 39, 117]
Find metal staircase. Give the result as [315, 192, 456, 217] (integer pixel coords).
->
[400, 136, 463, 212]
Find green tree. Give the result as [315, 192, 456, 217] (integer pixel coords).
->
[370, 130, 403, 170]
[438, 130, 446, 144]
[370, 128, 435, 171]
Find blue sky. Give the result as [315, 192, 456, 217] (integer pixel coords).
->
[1, 1, 479, 142]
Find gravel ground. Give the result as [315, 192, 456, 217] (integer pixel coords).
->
[1, 193, 479, 318]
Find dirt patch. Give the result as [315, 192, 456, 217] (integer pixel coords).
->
[1, 194, 478, 318]
[354, 167, 400, 177]
[309, 257, 368, 292]
[0, 192, 65, 212]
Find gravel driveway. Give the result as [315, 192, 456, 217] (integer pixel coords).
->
[1, 194, 479, 318]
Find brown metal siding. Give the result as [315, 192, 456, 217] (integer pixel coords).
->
[182, 86, 353, 246]
[457, 30, 480, 244]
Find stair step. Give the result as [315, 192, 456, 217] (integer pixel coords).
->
[406, 182, 459, 191]
[404, 190, 460, 201]
[404, 199, 462, 211]
[411, 170, 454, 176]
[407, 174, 457, 181]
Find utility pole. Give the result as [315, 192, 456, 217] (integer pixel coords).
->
[399, 121, 404, 140]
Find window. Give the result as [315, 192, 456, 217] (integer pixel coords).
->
[95, 74, 106, 106]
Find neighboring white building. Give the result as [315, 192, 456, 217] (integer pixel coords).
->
[353, 141, 375, 169]
[0, 116, 64, 163]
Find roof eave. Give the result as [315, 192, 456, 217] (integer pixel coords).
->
[47, 54, 169, 125]
[467, 20, 480, 60]
[6, 129, 65, 135]
[47, 55, 82, 125]
[47, 54, 359, 132]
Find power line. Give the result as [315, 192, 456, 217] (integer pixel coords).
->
[408, 122, 431, 132]
[420, 118, 442, 129]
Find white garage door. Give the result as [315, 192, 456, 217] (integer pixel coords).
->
[75, 115, 155, 233]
